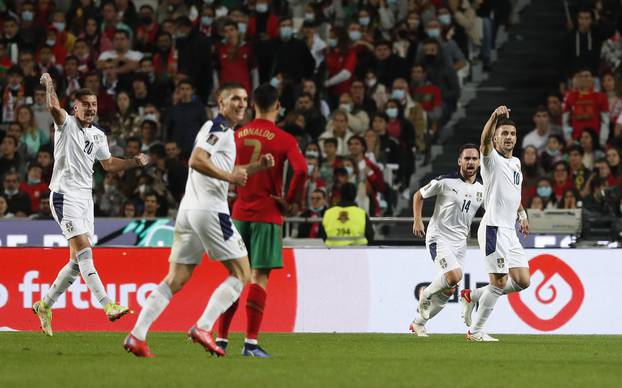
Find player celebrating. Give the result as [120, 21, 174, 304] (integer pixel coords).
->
[32, 73, 149, 336]
[461, 106, 530, 342]
[216, 84, 307, 357]
[410, 144, 484, 336]
[124, 82, 275, 357]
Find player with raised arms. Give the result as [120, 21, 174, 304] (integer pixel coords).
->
[410, 143, 484, 336]
[32, 73, 150, 335]
[124, 82, 275, 357]
[461, 106, 530, 342]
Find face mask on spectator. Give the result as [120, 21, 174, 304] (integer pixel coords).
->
[438, 14, 452, 26]
[270, 77, 281, 88]
[203, 0, 214, 4]
[304, 13, 315, 22]
[546, 148, 560, 156]
[328, 38, 338, 48]
[391, 89, 405, 100]
[22, 11, 34, 22]
[386, 107, 398, 118]
[366, 78, 377, 87]
[28, 177, 40, 185]
[201, 16, 213, 26]
[46, 38, 56, 46]
[4, 188, 18, 196]
[238, 22, 247, 34]
[256, 3, 269, 13]
[310, 205, 324, 212]
[339, 103, 352, 113]
[359, 17, 370, 26]
[215, 7, 228, 18]
[53, 22, 66, 32]
[138, 184, 147, 195]
[144, 113, 158, 122]
[280, 26, 293, 40]
[537, 186, 552, 198]
[176, 31, 188, 39]
[349, 30, 362, 41]
[427, 28, 440, 38]
[345, 166, 354, 176]
[141, 16, 153, 25]
[424, 54, 437, 63]
[306, 150, 319, 159]
[307, 164, 315, 175]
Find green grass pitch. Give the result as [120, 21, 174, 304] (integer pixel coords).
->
[1, 332, 621, 388]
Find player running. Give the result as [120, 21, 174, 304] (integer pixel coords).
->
[461, 106, 530, 342]
[124, 82, 275, 357]
[410, 144, 484, 336]
[32, 73, 149, 336]
[216, 84, 307, 357]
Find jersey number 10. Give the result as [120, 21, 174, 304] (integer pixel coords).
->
[513, 171, 520, 185]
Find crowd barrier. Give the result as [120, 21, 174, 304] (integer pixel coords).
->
[1, 248, 620, 334]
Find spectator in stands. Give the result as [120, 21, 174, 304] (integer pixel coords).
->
[101, 59, 120, 96]
[417, 18, 466, 72]
[50, 11, 76, 50]
[373, 40, 408, 89]
[118, 136, 142, 197]
[141, 192, 160, 219]
[594, 157, 620, 187]
[391, 78, 427, 155]
[582, 176, 619, 216]
[19, 162, 47, 213]
[338, 92, 369, 134]
[325, 27, 357, 107]
[60, 55, 82, 100]
[563, 68, 609, 145]
[165, 80, 206, 159]
[606, 147, 622, 178]
[300, 20, 326, 76]
[36, 46, 60, 80]
[302, 79, 330, 118]
[4, 17, 21, 64]
[152, 31, 177, 88]
[0, 194, 14, 219]
[601, 72, 622, 125]
[350, 80, 376, 117]
[32, 86, 54, 137]
[319, 137, 339, 183]
[121, 201, 137, 218]
[2, 66, 27, 123]
[521, 145, 544, 206]
[301, 149, 327, 211]
[547, 92, 564, 128]
[148, 143, 187, 205]
[157, 0, 189, 24]
[0, 135, 25, 179]
[566, 144, 590, 193]
[175, 16, 213, 102]
[296, 92, 326, 140]
[365, 69, 389, 111]
[535, 177, 557, 209]
[552, 161, 575, 202]
[36, 146, 53, 184]
[215, 21, 258, 95]
[140, 119, 160, 152]
[385, 98, 415, 187]
[135, 4, 159, 53]
[19, 2, 44, 51]
[319, 110, 354, 156]
[411, 64, 442, 134]
[528, 195, 544, 210]
[29, 190, 53, 220]
[109, 90, 140, 142]
[348, 135, 386, 216]
[297, 188, 327, 238]
[97, 29, 143, 77]
[559, 188, 581, 209]
[82, 16, 110, 56]
[18, 50, 39, 97]
[3, 171, 31, 216]
[271, 17, 315, 86]
[579, 128, 605, 169]
[17, 105, 49, 159]
[540, 134, 565, 171]
[96, 172, 126, 217]
[164, 140, 183, 163]
[370, 111, 400, 166]
[320, 182, 374, 246]
[565, 8, 603, 77]
[522, 106, 559, 153]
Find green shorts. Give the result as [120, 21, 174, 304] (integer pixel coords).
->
[233, 220, 283, 269]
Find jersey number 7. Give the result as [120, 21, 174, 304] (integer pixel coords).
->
[243, 139, 262, 162]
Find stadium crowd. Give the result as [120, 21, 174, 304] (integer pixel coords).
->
[520, 0, 622, 220]
[0, 0, 514, 225]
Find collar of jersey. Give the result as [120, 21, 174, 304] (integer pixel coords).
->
[211, 114, 231, 132]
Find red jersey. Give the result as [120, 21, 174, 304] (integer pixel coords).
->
[413, 83, 442, 113]
[19, 182, 48, 213]
[564, 90, 609, 139]
[233, 119, 307, 225]
[216, 42, 255, 94]
[325, 48, 357, 95]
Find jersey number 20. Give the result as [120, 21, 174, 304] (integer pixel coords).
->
[84, 140, 94, 155]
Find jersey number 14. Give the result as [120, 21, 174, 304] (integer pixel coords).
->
[461, 200, 471, 212]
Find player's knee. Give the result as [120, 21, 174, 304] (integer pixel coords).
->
[164, 273, 190, 293]
[445, 270, 462, 286]
[517, 278, 530, 290]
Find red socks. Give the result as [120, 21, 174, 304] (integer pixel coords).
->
[218, 299, 239, 339]
[245, 284, 267, 340]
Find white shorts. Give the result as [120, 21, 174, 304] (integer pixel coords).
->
[49, 191, 95, 243]
[426, 241, 466, 274]
[169, 209, 247, 264]
[477, 223, 528, 274]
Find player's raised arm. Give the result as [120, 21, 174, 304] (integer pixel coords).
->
[189, 147, 247, 186]
[480, 106, 510, 156]
[40, 73, 66, 125]
[412, 190, 425, 237]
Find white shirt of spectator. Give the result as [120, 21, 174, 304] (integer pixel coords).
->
[179, 115, 236, 214]
[521, 128, 551, 153]
[98, 49, 144, 63]
[480, 149, 522, 229]
[49, 115, 111, 199]
[420, 172, 484, 247]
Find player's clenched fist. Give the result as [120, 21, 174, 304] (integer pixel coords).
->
[230, 166, 248, 186]
[260, 153, 275, 169]
[134, 153, 149, 167]
[40, 72, 53, 87]
[494, 105, 511, 118]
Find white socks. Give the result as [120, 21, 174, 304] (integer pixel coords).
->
[197, 276, 243, 332]
[76, 247, 112, 307]
[415, 292, 451, 325]
[503, 278, 525, 295]
[423, 274, 451, 299]
[42, 260, 80, 307]
[470, 285, 503, 334]
[131, 282, 172, 341]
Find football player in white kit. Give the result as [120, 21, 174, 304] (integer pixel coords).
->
[461, 106, 530, 342]
[32, 73, 150, 336]
[124, 82, 275, 358]
[410, 144, 484, 336]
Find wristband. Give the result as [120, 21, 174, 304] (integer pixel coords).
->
[518, 210, 527, 221]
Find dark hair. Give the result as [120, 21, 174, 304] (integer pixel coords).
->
[371, 112, 389, 122]
[8, 65, 22, 76]
[142, 119, 158, 131]
[253, 84, 279, 112]
[534, 105, 549, 115]
[347, 135, 367, 152]
[567, 144, 584, 156]
[459, 143, 479, 156]
[340, 182, 357, 202]
[2, 134, 18, 147]
[126, 136, 142, 148]
[590, 175, 605, 191]
[175, 16, 193, 28]
[496, 117, 517, 130]
[548, 134, 564, 144]
[223, 20, 238, 30]
[422, 38, 440, 47]
[312, 188, 326, 198]
[323, 137, 338, 148]
[148, 143, 166, 159]
[74, 88, 97, 101]
[278, 16, 293, 25]
[217, 81, 245, 98]
[176, 79, 193, 89]
[64, 55, 79, 65]
[297, 92, 313, 100]
[553, 160, 569, 172]
[114, 29, 131, 39]
[375, 40, 392, 49]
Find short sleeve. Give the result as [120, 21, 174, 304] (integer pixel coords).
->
[196, 129, 224, 156]
[482, 148, 499, 169]
[419, 179, 444, 198]
[95, 137, 112, 161]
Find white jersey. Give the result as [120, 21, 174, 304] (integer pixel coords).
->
[179, 115, 235, 213]
[49, 115, 111, 199]
[420, 172, 484, 246]
[480, 149, 522, 229]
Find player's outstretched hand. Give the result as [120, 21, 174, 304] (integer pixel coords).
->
[494, 106, 511, 118]
[40, 73, 53, 88]
[412, 219, 425, 237]
[231, 166, 248, 186]
[134, 153, 149, 167]
[260, 153, 275, 169]
[519, 219, 529, 237]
